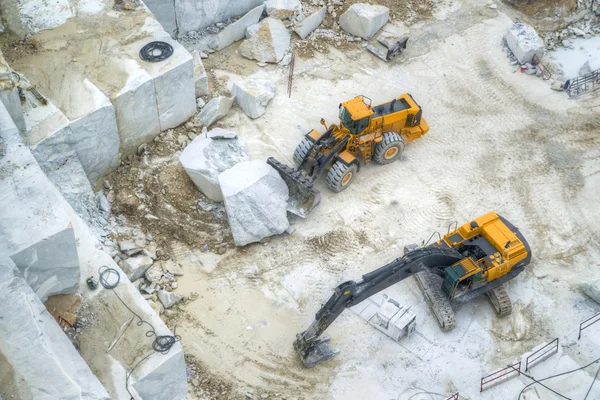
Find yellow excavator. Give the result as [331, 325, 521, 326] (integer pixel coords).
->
[267, 94, 429, 217]
[293, 212, 532, 367]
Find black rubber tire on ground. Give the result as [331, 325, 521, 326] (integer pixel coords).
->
[373, 132, 405, 165]
[293, 137, 313, 166]
[326, 161, 358, 193]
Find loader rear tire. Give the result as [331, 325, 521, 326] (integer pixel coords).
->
[326, 161, 357, 193]
[374, 133, 405, 165]
[293, 137, 313, 166]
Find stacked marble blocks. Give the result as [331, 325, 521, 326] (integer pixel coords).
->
[8, 5, 195, 185]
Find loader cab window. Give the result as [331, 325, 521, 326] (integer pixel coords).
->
[340, 107, 370, 135]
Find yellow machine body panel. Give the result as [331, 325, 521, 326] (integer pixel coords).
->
[433, 211, 531, 299]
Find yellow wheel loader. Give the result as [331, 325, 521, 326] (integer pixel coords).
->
[293, 212, 532, 367]
[267, 94, 429, 217]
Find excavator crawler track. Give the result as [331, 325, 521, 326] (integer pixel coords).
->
[415, 270, 456, 332]
[486, 285, 512, 317]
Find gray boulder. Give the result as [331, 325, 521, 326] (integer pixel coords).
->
[240, 17, 291, 63]
[0, 256, 110, 399]
[198, 96, 234, 127]
[579, 60, 591, 76]
[122, 254, 154, 282]
[506, 23, 545, 64]
[339, 3, 389, 40]
[210, 4, 265, 51]
[581, 279, 600, 304]
[294, 6, 326, 39]
[218, 160, 290, 246]
[179, 128, 249, 201]
[157, 289, 184, 309]
[191, 50, 209, 97]
[265, 0, 302, 19]
[231, 78, 276, 119]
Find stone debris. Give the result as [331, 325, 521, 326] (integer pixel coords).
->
[210, 4, 265, 51]
[163, 260, 184, 276]
[218, 160, 290, 246]
[294, 6, 326, 39]
[240, 17, 291, 63]
[196, 97, 206, 109]
[339, 3, 390, 40]
[192, 50, 209, 97]
[145, 263, 165, 282]
[179, 128, 249, 201]
[506, 23, 545, 65]
[157, 289, 184, 309]
[122, 254, 154, 282]
[198, 96, 234, 127]
[231, 78, 276, 119]
[265, 0, 302, 20]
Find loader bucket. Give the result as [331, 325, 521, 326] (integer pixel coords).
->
[267, 157, 321, 218]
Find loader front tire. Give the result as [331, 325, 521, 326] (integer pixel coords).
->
[293, 137, 313, 166]
[326, 161, 357, 193]
[374, 133, 405, 165]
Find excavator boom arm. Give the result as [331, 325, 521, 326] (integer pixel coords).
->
[294, 248, 464, 367]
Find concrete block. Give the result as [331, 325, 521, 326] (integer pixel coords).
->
[373, 297, 416, 342]
[112, 68, 161, 156]
[506, 23, 545, 64]
[68, 88, 120, 184]
[293, 6, 326, 39]
[136, 34, 196, 131]
[240, 17, 291, 63]
[218, 160, 289, 246]
[339, 3, 389, 40]
[177, 0, 264, 39]
[209, 4, 265, 51]
[265, 0, 302, 19]
[231, 78, 276, 119]
[131, 347, 187, 400]
[22, 96, 97, 220]
[141, 0, 178, 36]
[0, 102, 80, 302]
[179, 128, 249, 201]
[0, 256, 110, 399]
[581, 279, 600, 304]
[192, 50, 209, 97]
[198, 96, 234, 127]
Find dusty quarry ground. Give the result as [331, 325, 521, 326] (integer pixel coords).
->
[108, 2, 600, 399]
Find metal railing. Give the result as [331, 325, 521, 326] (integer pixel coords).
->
[525, 338, 559, 371]
[480, 361, 521, 392]
[566, 68, 600, 98]
[531, 54, 552, 80]
[579, 312, 600, 340]
[446, 393, 459, 400]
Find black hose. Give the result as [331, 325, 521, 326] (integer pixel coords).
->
[98, 266, 181, 397]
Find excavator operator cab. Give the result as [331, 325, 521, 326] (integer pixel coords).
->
[339, 96, 373, 135]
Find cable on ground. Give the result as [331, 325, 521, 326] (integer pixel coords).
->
[514, 356, 600, 400]
[98, 266, 180, 399]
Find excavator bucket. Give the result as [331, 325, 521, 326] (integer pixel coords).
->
[267, 157, 321, 218]
[293, 336, 338, 368]
[366, 36, 409, 62]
